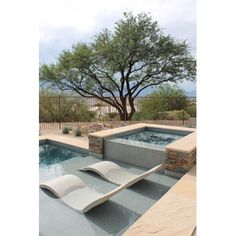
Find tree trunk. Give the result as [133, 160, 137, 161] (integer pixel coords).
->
[118, 104, 136, 121]
[119, 113, 127, 121]
[118, 96, 128, 121]
[118, 110, 129, 121]
[127, 97, 136, 120]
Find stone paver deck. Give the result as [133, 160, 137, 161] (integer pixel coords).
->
[123, 166, 196, 236]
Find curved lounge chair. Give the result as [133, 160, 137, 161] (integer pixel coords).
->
[80, 161, 163, 185]
[40, 163, 163, 213]
[40, 174, 129, 213]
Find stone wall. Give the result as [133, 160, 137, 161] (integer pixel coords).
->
[88, 135, 104, 158]
[165, 148, 196, 177]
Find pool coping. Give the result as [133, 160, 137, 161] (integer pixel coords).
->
[39, 127, 196, 236]
[89, 123, 196, 138]
[166, 131, 196, 153]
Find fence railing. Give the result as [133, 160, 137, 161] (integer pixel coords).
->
[39, 96, 196, 130]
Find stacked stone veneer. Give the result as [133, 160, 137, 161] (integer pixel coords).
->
[89, 135, 104, 158]
[165, 148, 196, 177]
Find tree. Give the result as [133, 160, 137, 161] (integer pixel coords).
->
[40, 12, 196, 121]
[137, 84, 189, 120]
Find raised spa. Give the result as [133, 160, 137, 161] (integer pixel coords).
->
[104, 127, 192, 169]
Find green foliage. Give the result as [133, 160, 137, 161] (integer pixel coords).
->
[62, 127, 70, 134]
[74, 128, 82, 136]
[39, 12, 196, 121]
[104, 112, 120, 121]
[138, 84, 188, 116]
[132, 110, 190, 121]
[135, 84, 189, 120]
[156, 110, 190, 120]
[186, 103, 196, 117]
[132, 111, 146, 121]
[39, 90, 95, 122]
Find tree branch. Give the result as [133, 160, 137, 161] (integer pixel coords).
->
[80, 69, 124, 110]
[91, 64, 121, 93]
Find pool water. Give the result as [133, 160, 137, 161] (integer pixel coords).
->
[39, 142, 179, 236]
[122, 130, 186, 147]
[39, 144, 86, 166]
[106, 128, 190, 152]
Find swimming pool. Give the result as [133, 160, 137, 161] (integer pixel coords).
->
[39, 142, 179, 236]
[39, 144, 87, 166]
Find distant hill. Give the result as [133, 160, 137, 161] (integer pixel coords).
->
[139, 87, 196, 97]
[185, 90, 196, 97]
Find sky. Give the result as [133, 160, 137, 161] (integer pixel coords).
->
[39, 0, 196, 93]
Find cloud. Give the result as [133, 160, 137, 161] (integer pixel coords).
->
[39, 0, 196, 61]
[39, 0, 196, 91]
[39, 26, 92, 62]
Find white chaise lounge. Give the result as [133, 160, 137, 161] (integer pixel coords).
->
[80, 161, 164, 185]
[40, 163, 163, 213]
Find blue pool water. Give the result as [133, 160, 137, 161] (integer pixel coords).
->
[122, 130, 186, 147]
[106, 129, 190, 153]
[39, 142, 179, 236]
[39, 144, 87, 166]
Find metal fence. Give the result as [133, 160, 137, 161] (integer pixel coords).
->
[39, 96, 196, 130]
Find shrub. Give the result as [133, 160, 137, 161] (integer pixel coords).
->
[165, 110, 190, 120]
[108, 112, 119, 119]
[139, 84, 188, 112]
[39, 90, 96, 122]
[74, 128, 82, 136]
[137, 84, 189, 120]
[186, 104, 196, 117]
[102, 112, 120, 121]
[62, 127, 70, 134]
[133, 110, 190, 121]
[132, 111, 146, 121]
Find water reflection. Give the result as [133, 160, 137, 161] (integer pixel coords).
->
[86, 201, 140, 235]
[129, 179, 170, 200]
[39, 163, 65, 181]
[39, 144, 83, 166]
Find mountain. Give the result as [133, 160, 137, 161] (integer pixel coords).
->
[185, 90, 196, 97]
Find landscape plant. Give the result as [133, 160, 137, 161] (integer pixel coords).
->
[62, 127, 70, 134]
[134, 84, 190, 120]
[39, 90, 95, 122]
[40, 12, 196, 121]
[74, 128, 82, 136]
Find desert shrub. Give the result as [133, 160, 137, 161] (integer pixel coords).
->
[132, 111, 147, 121]
[108, 112, 119, 119]
[74, 128, 82, 136]
[158, 110, 190, 120]
[186, 103, 196, 117]
[62, 127, 70, 134]
[103, 112, 120, 121]
[136, 84, 189, 120]
[39, 90, 96, 122]
[143, 110, 189, 120]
